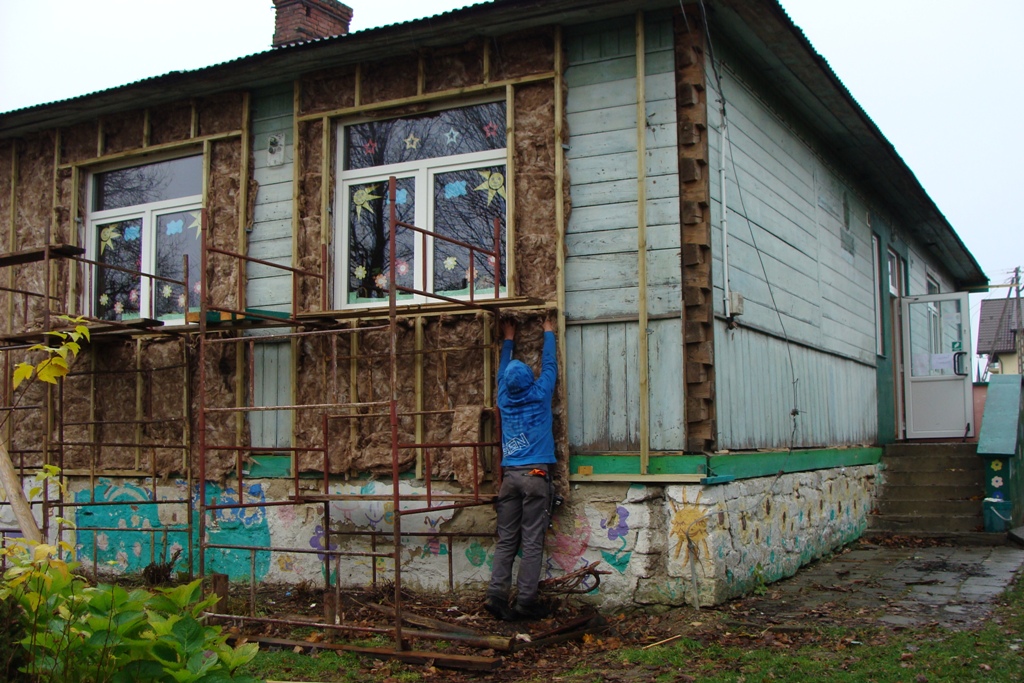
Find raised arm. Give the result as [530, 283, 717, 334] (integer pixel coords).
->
[497, 319, 516, 383]
[538, 317, 557, 397]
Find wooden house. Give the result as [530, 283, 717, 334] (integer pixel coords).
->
[0, 0, 986, 609]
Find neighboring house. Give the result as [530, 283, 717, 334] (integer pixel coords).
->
[978, 298, 1021, 376]
[0, 0, 986, 609]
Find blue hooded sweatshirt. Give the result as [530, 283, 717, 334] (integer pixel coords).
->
[497, 331, 557, 467]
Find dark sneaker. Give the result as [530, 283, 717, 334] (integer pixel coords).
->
[512, 600, 550, 620]
[484, 595, 515, 621]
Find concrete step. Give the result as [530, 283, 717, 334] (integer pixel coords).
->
[877, 484, 984, 501]
[883, 442, 977, 459]
[880, 453, 984, 474]
[881, 469, 984, 487]
[878, 498, 982, 516]
[867, 513, 984, 534]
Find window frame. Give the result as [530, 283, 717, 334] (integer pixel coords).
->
[334, 110, 509, 310]
[85, 163, 203, 322]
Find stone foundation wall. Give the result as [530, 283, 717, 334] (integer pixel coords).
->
[58, 465, 877, 606]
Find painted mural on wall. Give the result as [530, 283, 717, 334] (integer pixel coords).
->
[63, 464, 876, 607]
[72, 479, 271, 581]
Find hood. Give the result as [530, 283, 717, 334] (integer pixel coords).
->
[504, 360, 534, 394]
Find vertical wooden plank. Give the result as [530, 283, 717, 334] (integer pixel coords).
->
[6, 146, 15, 335]
[275, 342, 292, 448]
[625, 321, 641, 447]
[554, 26, 568, 420]
[565, 325, 584, 450]
[68, 165, 80, 315]
[635, 10, 650, 471]
[580, 325, 610, 450]
[648, 319, 684, 450]
[251, 344, 265, 447]
[505, 84, 516, 296]
[320, 114, 330, 250]
[290, 80, 302, 316]
[414, 318, 424, 479]
[239, 92, 251, 266]
[606, 322, 629, 450]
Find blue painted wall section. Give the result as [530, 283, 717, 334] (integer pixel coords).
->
[74, 479, 272, 581]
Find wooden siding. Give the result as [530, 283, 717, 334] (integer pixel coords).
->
[715, 321, 877, 449]
[564, 11, 684, 453]
[706, 60, 878, 366]
[247, 87, 295, 448]
[249, 341, 293, 450]
[248, 86, 295, 312]
[565, 317, 684, 452]
[705, 44, 883, 449]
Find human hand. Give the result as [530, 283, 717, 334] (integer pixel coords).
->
[543, 317, 554, 333]
[502, 319, 516, 340]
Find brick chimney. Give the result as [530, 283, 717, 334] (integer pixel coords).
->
[273, 0, 353, 47]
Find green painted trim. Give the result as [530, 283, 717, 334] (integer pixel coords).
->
[708, 447, 882, 479]
[568, 447, 883, 481]
[247, 454, 291, 478]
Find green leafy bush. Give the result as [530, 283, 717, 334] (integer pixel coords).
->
[0, 543, 260, 683]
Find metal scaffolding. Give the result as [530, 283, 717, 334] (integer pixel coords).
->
[0, 176, 574, 668]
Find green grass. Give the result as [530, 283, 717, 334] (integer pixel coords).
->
[238, 648, 366, 682]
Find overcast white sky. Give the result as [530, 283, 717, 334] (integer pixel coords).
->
[1, 0, 1021, 351]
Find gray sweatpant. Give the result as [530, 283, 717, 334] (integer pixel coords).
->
[486, 467, 552, 606]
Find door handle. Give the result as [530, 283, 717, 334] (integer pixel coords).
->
[953, 351, 968, 376]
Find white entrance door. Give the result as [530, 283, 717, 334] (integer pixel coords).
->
[901, 292, 973, 439]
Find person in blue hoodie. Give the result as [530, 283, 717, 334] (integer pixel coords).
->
[484, 315, 557, 621]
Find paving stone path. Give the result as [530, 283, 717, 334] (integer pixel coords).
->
[733, 540, 1024, 631]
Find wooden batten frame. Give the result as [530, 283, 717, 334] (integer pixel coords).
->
[88, 349, 98, 510]
[348, 320, 360, 460]
[69, 165, 80, 315]
[294, 72, 554, 125]
[235, 338, 245, 461]
[635, 11, 651, 473]
[143, 109, 152, 148]
[239, 92, 252, 278]
[202, 139, 212, 208]
[58, 132, 240, 171]
[505, 84, 516, 296]
[355, 64, 363, 108]
[190, 99, 199, 139]
[414, 317, 424, 479]
[96, 120, 105, 158]
[7, 145, 17, 336]
[320, 114, 331, 257]
[49, 131, 61, 329]
[289, 80, 303, 475]
[237, 94, 254, 452]
[182, 340, 192, 473]
[483, 40, 491, 85]
[417, 54, 426, 97]
[135, 339, 144, 470]
[290, 81, 303, 310]
[553, 26, 568, 413]
[482, 314, 493, 472]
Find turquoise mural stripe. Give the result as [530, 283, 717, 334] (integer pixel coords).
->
[74, 479, 272, 582]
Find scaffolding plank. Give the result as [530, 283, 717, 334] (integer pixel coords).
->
[0, 244, 85, 268]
